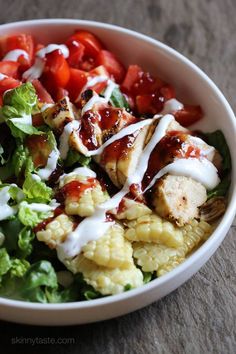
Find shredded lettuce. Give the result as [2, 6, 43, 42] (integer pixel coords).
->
[18, 201, 53, 228]
[0, 144, 6, 165]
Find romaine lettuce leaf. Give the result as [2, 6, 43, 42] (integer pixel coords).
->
[23, 173, 52, 203]
[1, 83, 42, 140]
[207, 177, 231, 199]
[18, 201, 53, 228]
[0, 248, 11, 279]
[64, 149, 91, 168]
[204, 130, 231, 173]
[18, 226, 35, 258]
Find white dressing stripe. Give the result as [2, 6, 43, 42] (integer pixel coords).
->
[23, 44, 69, 81]
[37, 148, 60, 181]
[2, 49, 29, 62]
[144, 157, 220, 192]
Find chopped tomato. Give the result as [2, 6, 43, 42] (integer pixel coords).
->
[26, 134, 52, 168]
[35, 43, 44, 53]
[90, 65, 109, 77]
[55, 87, 69, 101]
[42, 49, 70, 94]
[122, 65, 143, 92]
[79, 57, 96, 71]
[0, 34, 34, 66]
[31, 79, 54, 103]
[159, 85, 175, 101]
[66, 39, 85, 68]
[0, 61, 19, 79]
[136, 93, 164, 115]
[174, 105, 203, 127]
[0, 77, 21, 95]
[66, 68, 87, 102]
[71, 30, 103, 58]
[96, 50, 125, 83]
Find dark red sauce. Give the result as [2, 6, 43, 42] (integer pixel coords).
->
[34, 207, 64, 233]
[59, 178, 96, 201]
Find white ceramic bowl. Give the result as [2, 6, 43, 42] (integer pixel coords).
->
[0, 19, 235, 326]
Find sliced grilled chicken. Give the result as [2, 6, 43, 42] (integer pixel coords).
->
[152, 175, 207, 226]
[42, 96, 77, 132]
[95, 125, 149, 188]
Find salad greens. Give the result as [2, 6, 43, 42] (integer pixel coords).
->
[204, 130, 231, 199]
[110, 87, 130, 109]
[0, 82, 102, 303]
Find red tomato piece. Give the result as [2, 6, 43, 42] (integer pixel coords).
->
[66, 39, 85, 68]
[31, 79, 54, 103]
[136, 93, 164, 115]
[96, 50, 125, 83]
[0, 77, 21, 94]
[55, 87, 69, 101]
[122, 65, 143, 92]
[0, 34, 34, 65]
[71, 30, 103, 58]
[42, 50, 70, 92]
[159, 85, 175, 101]
[174, 105, 203, 127]
[0, 61, 19, 79]
[66, 68, 87, 102]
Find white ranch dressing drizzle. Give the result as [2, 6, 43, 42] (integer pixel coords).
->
[75, 75, 108, 102]
[59, 120, 80, 159]
[37, 147, 60, 181]
[22, 44, 69, 81]
[160, 98, 184, 115]
[20, 199, 59, 213]
[57, 114, 173, 261]
[83, 118, 155, 157]
[0, 186, 17, 221]
[144, 157, 220, 192]
[187, 136, 215, 160]
[2, 49, 29, 62]
[81, 79, 118, 115]
[0, 73, 8, 81]
[58, 167, 96, 187]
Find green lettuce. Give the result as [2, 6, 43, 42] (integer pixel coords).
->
[17, 226, 35, 258]
[0, 248, 11, 280]
[110, 87, 129, 109]
[64, 149, 91, 168]
[207, 177, 231, 199]
[204, 130, 231, 173]
[23, 173, 52, 203]
[1, 83, 42, 140]
[18, 201, 53, 228]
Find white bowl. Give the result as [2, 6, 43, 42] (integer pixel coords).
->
[0, 19, 235, 326]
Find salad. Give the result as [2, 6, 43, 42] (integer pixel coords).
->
[0, 30, 231, 303]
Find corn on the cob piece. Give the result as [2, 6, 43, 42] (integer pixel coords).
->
[111, 198, 152, 221]
[66, 254, 143, 295]
[157, 256, 186, 276]
[133, 219, 212, 274]
[36, 214, 74, 249]
[133, 242, 180, 272]
[42, 96, 76, 131]
[60, 174, 109, 217]
[125, 214, 184, 248]
[82, 223, 133, 269]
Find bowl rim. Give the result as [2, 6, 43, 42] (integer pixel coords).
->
[0, 18, 235, 312]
